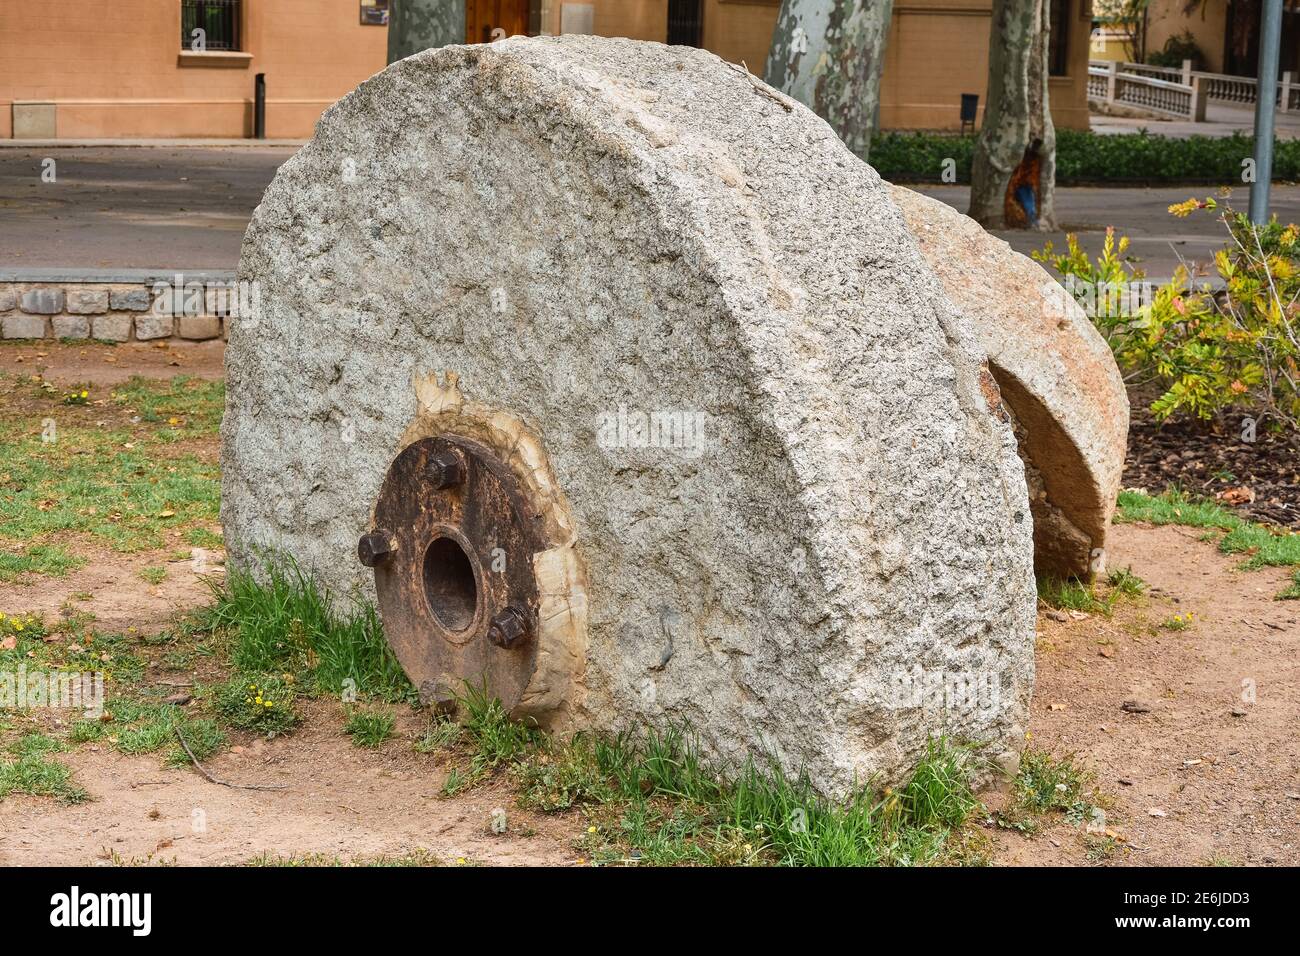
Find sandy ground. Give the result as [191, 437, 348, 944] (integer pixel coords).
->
[989, 523, 1299, 866]
[0, 339, 225, 387]
[0, 716, 580, 867]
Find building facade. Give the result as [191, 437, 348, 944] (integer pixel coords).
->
[2, 0, 1091, 140]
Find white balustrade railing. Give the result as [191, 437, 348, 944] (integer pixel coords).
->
[1087, 63, 1204, 121]
[1089, 59, 1300, 121]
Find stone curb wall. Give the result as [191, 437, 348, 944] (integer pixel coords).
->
[0, 273, 239, 343]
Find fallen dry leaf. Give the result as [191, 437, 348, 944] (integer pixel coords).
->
[1217, 486, 1256, 506]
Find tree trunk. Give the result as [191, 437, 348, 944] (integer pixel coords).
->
[764, 0, 895, 161]
[387, 0, 465, 64]
[968, 0, 1057, 230]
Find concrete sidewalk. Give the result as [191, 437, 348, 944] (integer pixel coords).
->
[0, 145, 297, 270]
[0, 138, 307, 148]
[1091, 100, 1300, 140]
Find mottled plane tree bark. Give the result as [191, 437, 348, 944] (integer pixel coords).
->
[968, 0, 1057, 230]
[387, 0, 464, 63]
[764, 0, 895, 161]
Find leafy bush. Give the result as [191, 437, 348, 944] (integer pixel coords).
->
[872, 130, 1300, 184]
[1035, 198, 1300, 429]
[1146, 31, 1203, 70]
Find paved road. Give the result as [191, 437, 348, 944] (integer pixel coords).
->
[1, 145, 1296, 280]
[918, 183, 1300, 281]
[0, 146, 296, 270]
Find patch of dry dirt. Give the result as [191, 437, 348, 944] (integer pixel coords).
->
[0, 546, 213, 634]
[989, 523, 1300, 866]
[0, 339, 224, 387]
[0, 715, 580, 867]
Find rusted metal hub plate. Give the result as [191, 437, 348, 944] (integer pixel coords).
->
[366, 436, 542, 711]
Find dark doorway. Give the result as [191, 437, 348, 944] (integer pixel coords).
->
[667, 0, 703, 47]
[1224, 0, 1300, 77]
[465, 0, 531, 44]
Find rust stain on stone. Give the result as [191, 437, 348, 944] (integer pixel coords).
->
[979, 365, 1010, 422]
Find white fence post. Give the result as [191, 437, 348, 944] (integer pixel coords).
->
[1107, 61, 1119, 104]
[1191, 76, 1208, 122]
[1181, 58, 1193, 87]
[1281, 70, 1293, 113]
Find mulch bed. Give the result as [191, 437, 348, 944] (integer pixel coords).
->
[1122, 387, 1300, 529]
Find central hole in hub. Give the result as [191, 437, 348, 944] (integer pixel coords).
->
[422, 537, 477, 632]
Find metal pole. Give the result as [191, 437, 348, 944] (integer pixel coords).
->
[1250, 0, 1285, 224]
[254, 73, 266, 140]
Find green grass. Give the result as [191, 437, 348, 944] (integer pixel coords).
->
[139, 566, 167, 586]
[414, 716, 462, 754]
[1038, 577, 1109, 614]
[1107, 566, 1147, 599]
[202, 555, 411, 700]
[1278, 571, 1300, 600]
[1037, 567, 1145, 617]
[1117, 489, 1300, 569]
[510, 719, 987, 866]
[344, 709, 395, 748]
[0, 617, 145, 687]
[99, 695, 226, 766]
[0, 545, 86, 582]
[0, 375, 222, 555]
[0, 734, 87, 803]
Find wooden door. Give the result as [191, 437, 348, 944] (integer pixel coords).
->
[466, 0, 530, 44]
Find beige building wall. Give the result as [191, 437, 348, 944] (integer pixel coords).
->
[3, 0, 1091, 139]
[878, 0, 1092, 131]
[1, 0, 389, 139]
[698, 0, 1093, 133]
[701, 0, 781, 68]
[1143, 0, 1229, 73]
[541, 0, 667, 39]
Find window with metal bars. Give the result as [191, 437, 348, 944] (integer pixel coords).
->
[667, 0, 702, 47]
[181, 0, 242, 52]
[1048, 0, 1069, 76]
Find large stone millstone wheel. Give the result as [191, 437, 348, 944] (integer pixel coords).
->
[223, 35, 1037, 794]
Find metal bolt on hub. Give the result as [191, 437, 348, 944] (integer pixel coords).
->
[365, 435, 544, 713]
[427, 449, 466, 490]
[487, 605, 529, 649]
[357, 529, 396, 567]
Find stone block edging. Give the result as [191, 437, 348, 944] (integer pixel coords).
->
[0, 269, 239, 343]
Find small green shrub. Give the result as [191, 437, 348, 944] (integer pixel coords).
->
[871, 131, 1300, 185]
[344, 709, 395, 748]
[1146, 31, 1203, 70]
[1036, 201, 1300, 429]
[213, 673, 299, 737]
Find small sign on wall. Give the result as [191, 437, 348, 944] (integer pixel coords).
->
[560, 3, 594, 35]
[361, 0, 389, 25]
